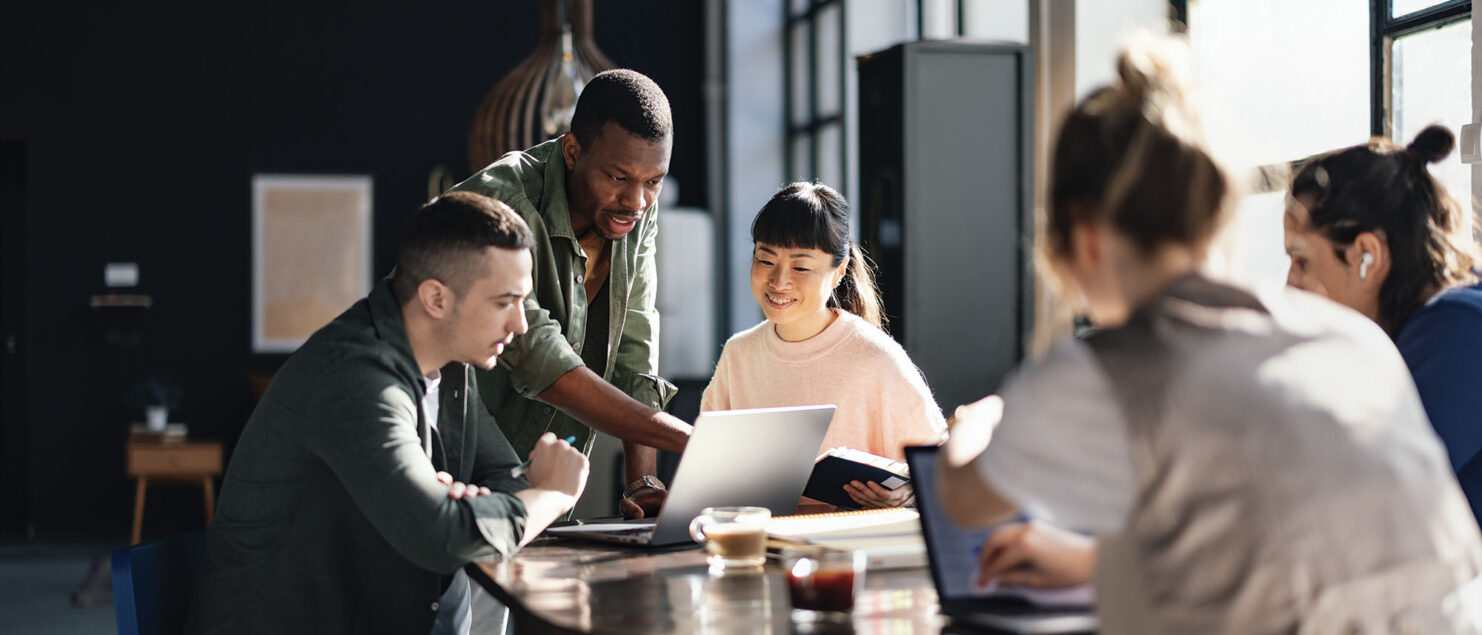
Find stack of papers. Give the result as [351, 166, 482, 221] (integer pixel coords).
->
[767, 508, 926, 569]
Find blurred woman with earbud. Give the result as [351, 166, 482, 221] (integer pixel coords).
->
[1284, 124, 1482, 522]
[937, 36, 1482, 632]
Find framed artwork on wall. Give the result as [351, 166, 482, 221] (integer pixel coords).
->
[252, 174, 373, 353]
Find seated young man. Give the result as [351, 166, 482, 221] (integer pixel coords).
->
[189, 192, 589, 635]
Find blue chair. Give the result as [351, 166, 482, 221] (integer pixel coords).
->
[112, 531, 205, 635]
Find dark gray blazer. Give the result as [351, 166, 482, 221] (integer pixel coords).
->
[188, 280, 530, 634]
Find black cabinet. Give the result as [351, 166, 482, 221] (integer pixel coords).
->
[858, 41, 1034, 411]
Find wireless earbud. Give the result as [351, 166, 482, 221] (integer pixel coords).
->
[1359, 252, 1374, 280]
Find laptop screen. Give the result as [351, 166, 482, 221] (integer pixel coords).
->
[904, 444, 995, 601]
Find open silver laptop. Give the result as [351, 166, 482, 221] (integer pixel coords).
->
[545, 405, 836, 547]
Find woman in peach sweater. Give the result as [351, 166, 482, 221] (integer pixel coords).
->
[700, 182, 947, 509]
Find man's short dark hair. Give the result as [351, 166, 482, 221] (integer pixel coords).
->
[569, 69, 672, 146]
[392, 191, 533, 303]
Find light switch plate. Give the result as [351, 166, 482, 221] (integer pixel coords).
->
[105, 262, 139, 288]
[1461, 123, 1481, 165]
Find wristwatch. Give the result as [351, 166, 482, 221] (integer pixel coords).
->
[622, 475, 667, 499]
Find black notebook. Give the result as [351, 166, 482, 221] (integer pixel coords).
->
[802, 448, 911, 510]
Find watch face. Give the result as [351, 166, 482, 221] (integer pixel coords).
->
[624, 476, 664, 498]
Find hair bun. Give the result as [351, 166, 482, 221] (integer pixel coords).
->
[1407, 125, 1455, 164]
[1114, 36, 1193, 107]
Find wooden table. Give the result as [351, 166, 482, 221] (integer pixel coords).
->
[466, 541, 950, 633]
[125, 435, 223, 544]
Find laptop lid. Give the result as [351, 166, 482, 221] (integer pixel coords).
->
[904, 445, 1097, 633]
[646, 405, 836, 545]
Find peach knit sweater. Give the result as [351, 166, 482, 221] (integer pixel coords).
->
[700, 310, 947, 461]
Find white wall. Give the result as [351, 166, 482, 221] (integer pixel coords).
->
[1072, 0, 1170, 99]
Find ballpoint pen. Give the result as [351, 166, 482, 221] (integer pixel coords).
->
[509, 436, 578, 478]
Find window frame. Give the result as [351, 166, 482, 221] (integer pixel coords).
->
[783, 0, 848, 189]
[1179, 0, 1471, 191]
[1371, 0, 1471, 138]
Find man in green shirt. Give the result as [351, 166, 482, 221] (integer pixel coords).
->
[450, 69, 691, 518]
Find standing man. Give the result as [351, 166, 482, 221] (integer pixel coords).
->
[450, 69, 691, 518]
[190, 192, 589, 634]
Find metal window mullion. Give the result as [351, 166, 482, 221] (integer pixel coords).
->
[809, 11, 820, 179]
[789, 113, 844, 134]
[838, 0, 849, 196]
[1371, 0, 1390, 138]
[916, 0, 925, 40]
[784, 2, 796, 179]
[1381, 0, 1470, 35]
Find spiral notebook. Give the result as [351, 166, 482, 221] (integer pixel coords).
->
[766, 507, 926, 569]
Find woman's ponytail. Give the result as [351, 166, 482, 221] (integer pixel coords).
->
[831, 243, 886, 331]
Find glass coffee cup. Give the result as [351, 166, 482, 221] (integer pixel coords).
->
[688, 506, 771, 572]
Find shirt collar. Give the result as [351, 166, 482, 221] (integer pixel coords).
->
[367, 277, 419, 377]
[535, 137, 577, 242]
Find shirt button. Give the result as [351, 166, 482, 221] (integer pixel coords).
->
[430, 601, 440, 612]
[576, 273, 584, 283]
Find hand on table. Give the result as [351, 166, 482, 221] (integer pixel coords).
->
[619, 488, 667, 519]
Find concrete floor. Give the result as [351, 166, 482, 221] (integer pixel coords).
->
[0, 541, 516, 635]
[0, 544, 117, 635]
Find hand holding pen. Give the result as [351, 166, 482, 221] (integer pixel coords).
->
[511, 436, 578, 478]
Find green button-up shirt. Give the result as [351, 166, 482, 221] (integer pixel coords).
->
[450, 138, 676, 459]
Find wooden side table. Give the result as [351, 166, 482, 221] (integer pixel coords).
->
[126, 433, 224, 544]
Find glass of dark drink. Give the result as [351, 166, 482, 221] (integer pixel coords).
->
[783, 546, 865, 620]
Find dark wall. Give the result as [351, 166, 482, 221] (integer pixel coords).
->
[0, 2, 706, 540]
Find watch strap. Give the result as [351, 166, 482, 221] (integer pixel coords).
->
[622, 475, 666, 499]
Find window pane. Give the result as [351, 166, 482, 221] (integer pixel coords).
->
[847, 0, 914, 56]
[1392, 19, 1473, 213]
[790, 22, 812, 127]
[961, 0, 1029, 42]
[792, 0, 814, 18]
[1392, 0, 1453, 18]
[1189, 0, 1369, 168]
[817, 123, 844, 190]
[790, 135, 814, 181]
[815, 3, 843, 117]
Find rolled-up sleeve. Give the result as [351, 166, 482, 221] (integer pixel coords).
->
[497, 296, 585, 398]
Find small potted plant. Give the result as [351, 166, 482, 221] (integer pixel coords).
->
[128, 375, 182, 432]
